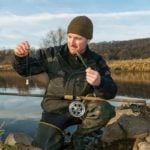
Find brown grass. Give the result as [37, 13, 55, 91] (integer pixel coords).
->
[108, 58, 150, 72]
[0, 58, 150, 72]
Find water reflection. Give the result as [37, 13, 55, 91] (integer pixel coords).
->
[112, 72, 150, 99]
[0, 71, 149, 120]
[0, 71, 149, 139]
[0, 71, 46, 139]
[0, 95, 42, 119]
[0, 71, 149, 99]
[0, 71, 47, 91]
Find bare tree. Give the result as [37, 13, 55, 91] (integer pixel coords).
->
[40, 28, 67, 48]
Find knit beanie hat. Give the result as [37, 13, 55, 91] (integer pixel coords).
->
[67, 16, 93, 39]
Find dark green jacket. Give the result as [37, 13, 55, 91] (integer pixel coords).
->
[13, 44, 117, 99]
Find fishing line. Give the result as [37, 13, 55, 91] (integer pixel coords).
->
[25, 53, 29, 85]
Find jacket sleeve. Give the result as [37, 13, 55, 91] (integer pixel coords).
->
[94, 57, 117, 99]
[12, 47, 54, 77]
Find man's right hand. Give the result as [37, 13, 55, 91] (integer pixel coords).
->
[14, 41, 30, 57]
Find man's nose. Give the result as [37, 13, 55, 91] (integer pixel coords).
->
[70, 38, 76, 45]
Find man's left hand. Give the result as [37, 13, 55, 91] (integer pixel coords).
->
[86, 67, 101, 87]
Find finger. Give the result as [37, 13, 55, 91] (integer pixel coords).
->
[15, 44, 28, 56]
[15, 47, 25, 56]
[86, 75, 95, 82]
[86, 68, 96, 75]
[86, 71, 97, 79]
[18, 44, 27, 54]
[22, 41, 30, 50]
[20, 44, 29, 54]
[86, 77, 100, 86]
[86, 67, 92, 73]
[15, 45, 23, 54]
[86, 72, 101, 86]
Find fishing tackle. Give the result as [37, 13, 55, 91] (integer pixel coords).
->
[69, 101, 86, 117]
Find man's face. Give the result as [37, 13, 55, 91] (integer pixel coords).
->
[67, 33, 89, 55]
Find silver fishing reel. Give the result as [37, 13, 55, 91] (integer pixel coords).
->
[69, 101, 85, 117]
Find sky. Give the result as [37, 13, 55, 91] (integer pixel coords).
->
[1, 0, 150, 48]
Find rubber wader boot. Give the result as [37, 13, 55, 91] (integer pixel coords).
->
[32, 122, 64, 150]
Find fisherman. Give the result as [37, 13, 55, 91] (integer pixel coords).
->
[13, 16, 117, 150]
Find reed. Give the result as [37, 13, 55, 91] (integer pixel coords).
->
[108, 58, 150, 72]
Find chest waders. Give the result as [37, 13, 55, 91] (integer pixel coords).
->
[33, 52, 93, 150]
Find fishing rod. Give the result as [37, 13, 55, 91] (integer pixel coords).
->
[0, 92, 146, 104]
[65, 95, 147, 104]
[0, 91, 148, 117]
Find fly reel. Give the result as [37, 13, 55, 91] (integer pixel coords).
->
[69, 101, 85, 117]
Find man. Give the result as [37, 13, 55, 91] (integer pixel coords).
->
[13, 16, 117, 150]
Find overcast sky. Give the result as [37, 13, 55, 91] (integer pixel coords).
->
[1, 0, 150, 48]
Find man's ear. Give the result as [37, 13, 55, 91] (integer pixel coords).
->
[87, 39, 91, 43]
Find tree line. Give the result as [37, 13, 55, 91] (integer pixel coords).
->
[0, 28, 150, 65]
[90, 38, 150, 60]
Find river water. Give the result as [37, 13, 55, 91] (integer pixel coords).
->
[0, 71, 149, 140]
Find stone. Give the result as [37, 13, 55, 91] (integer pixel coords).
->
[145, 134, 150, 143]
[138, 141, 150, 150]
[118, 114, 150, 139]
[101, 108, 150, 143]
[4, 133, 42, 150]
[101, 122, 125, 143]
[101, 108, 139, 143]
[4, 132, 33, 146]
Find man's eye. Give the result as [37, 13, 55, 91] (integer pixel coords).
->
[76, 37, 82, 40]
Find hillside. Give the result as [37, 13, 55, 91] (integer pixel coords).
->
[90, 38, 150, 60]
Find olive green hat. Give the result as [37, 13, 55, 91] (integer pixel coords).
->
[67, 16, 93, 39]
